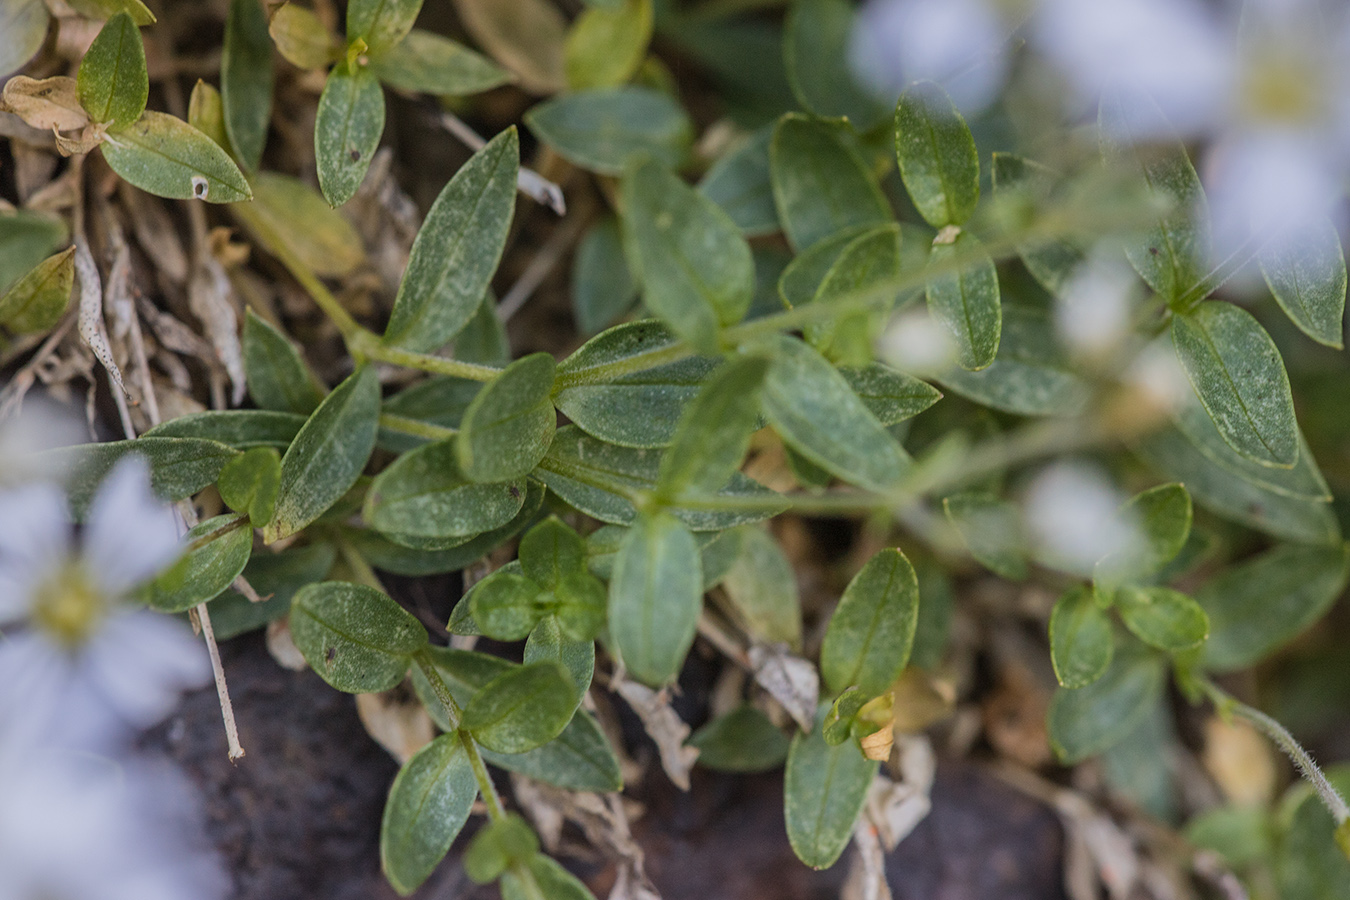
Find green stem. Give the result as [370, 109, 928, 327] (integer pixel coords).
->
[184, 512, 252, 553]
[337, 539, 385, 592]
[413, 651, 508, 822]
[378, 413, 457, 442]
[352, 331, 502, 383]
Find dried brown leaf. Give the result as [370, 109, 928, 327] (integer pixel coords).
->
[612, 678, 699, 791]
[1, 76, 89, 132]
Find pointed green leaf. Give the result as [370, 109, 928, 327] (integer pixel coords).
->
[217, 446, 281, 527]
[1048, 648, 1164, 763]
[1095, 483, 1191, 593]
[1117, 586, 1208, 652]
[761, 335, 908, 491]
[242, 310, 325, 414]
[463, 660, 577, 753]
[146, 514, 252, 612]
[657, 356, 769, 500]
[45, 437, 241, 517]
[719, 524, 802, 648]
[347, 0, 422, 57]
[232, 172, 366, 277]
[820, 548, 919, 696]
[364, 437, 525, 541]
[77, 12, 147, 127]
[784, 709, 878, 869]
[1173, 400, 1330, 501]
[1049, 586, 1114, 689]
[383, 128, 518, 351]
[369, 29, 513, 95]
[784, 0, 886, 130]
[699, 126, 779, 237]
[926, 231, 1001, 370]
[689, 705, 790, 772]
[142, 409, 305, 450]
[0, 246, 73, 334]
[621, 156, 754, 350]
[0, 0, 50, 80]
[1260, 216, 1347, 349]
[265, 366, 381, 542]
[456, 352, 555, 483]
[101, 111, 252, 202]
[770, 114, 891, 252]
[222, 0, 272, 170]
[315, 62, 385, 206]
[519, 517, 587, 589]
[943, 492, 1027, 580]
[525, 86, 691, 174]
[571, 216, 638, 336]
[839, 363, 941, 426]
[380, 732, 477, 896]
[608, 512, 702, 686]
[1172, 301, 1298, 468]
[894, 80, 979, 228]
[563, 0, 652, 91]
[289, 581, 427, 692]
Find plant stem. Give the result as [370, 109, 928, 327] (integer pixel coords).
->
[338, 539, 385, 592]
[413, 651, 508, 822]
[184, 512, 252, 553]
[377, 413, 457, 442]
[352, 331, 502, 382]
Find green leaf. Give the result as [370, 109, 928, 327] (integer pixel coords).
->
[46, 437, 240, 517]
[536, 425, 785, 530]
[805, 224, 902, 363]
[656, 356, 768, 500]
[62, 0, 154, 24]
[819, 548, 919, 696]
[1173, 400, 1330, 501]
[469, 571, 544, 641]
[347, 0, 422, 57]
[241, 310, 325, 414]
[784, 0, 886, 130]
[289, 581, 427, 692]
[232, 172, 366, 277]
[943, 492, 1027, 580]
[1098, 90, 1207, 303]
[1172, 301, 1298, 468]
[926, 231, 1001, 370]
[0, 247, 73, 334]
[519, 517, 587, 589]
[761, 335, 908, 491]
[0, 210, 65, 296]
[778, 224, 883, 310]
[464, 814, 538, 885]
[526, 86, 691, 175]
[524, 616, 595, 701]
[145, 515, 252, 612]
[1047, 647, 1165, 763]
[77, 12, 147, 128]
[1049, 586, 1114, 689]
[462, 660, 577, 754]
[989, 152, 1086, 296]
[143, 409, 305, 450]
[571, 217, 638, 336]
[608, 512, 702, 685]
[209, 542, 336, 640]
[268, 2, 337, 70]
[1094, 483, 1191, 594]
[479, 708, 621, 792]
[222, 0, 272, 170]
[1117, 586, 1208, 652]
[839, 364, 940, 426]
[1275, 766, 1350, 900]
[563, 0, 652, 90]
[1198, 543, 1350, 672]
[101, 111, 252, 202]
[369, 29, 513, 95]
[770, 114, 891, 252]
[1137, 426, 1339, 545]
[501, 856, 597, 900]
[380, 732, 477, 896]
[894, 80, 980, 228]
[0, 0, 50, 80]
[383, 128, 518, 352]
[719, 524, 802, 648]
[456, 352, 555, 483]
[265, 366, 381, 543]
[1260, 217, 1347, 349]
[314, 62, 385, 206]
[365, 437, 525, 540]
[784, 709, 879, 869]
[554, 321, 719, 448]
[217, 446, 281, 527]
[699, 126, 779, 237]
[689, 705, 790, 772]
[823, 686, 871, 746]
[620, 156, 754, 350]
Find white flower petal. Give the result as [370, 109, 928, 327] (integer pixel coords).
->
[83, 455, 183, 596]
[0, 632, 125, 754]
[1023, 462, 1139, 577]
[84, 611, 212, 731]
[0, 482, 71, 622]
[1054, 247, 1139, 356]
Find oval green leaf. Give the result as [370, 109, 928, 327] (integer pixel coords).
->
[365, 437, 525, 540]
[380, 731, 477, 896]
[656, 355, 769, 500]
[926, 231, 1001, 371]
[894, 80, 979, 228]
[462, 660, 577, 754]
[608, 511, 702, 686]
[1117, 586, 1208, 652]
[770, 114, 891, 252]
[1049, 586, 1114, 689]
[1260, 216, 1347, 349]
[819, 547, 919, 696]
[456, 352, 555, 483]
[146, 515, 252, 612]
[347, 0, 422, 57]
[315, 63, 385, 207]
[101, 111, 252, 203]
[77, 12, 147, 128]
[370, 29, 512, 96]
[289, 581, 428, 692]
[784, 709, 879, 869]
[241, 310, 325, 414]
[1047, 648, 1164, 763]
[525, 86, 691, 175]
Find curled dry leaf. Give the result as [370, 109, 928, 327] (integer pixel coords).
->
[187, 250, 246, 405]
[612, 677, 699, 791]
[747, 642, 818, 732]
[0, 76, 90, 131]
[265, 616, 308, 671]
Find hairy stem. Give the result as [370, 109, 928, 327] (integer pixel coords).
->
[377, 413, 458, 442]
[413, 652, 508, 822]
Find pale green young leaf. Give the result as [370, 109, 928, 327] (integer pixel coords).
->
[1047, 648, 1165, 763]
[819, 548, 920, 696]
[690, 705, 790, 773]
[0, 210, 65, 295]
[524, 616, 595, 703]
[894, 80, 980, 228]
[222, 0, 272, 171]
[347, 0, 422, 57]
[463, 815, 538, 885]
[0, 0, 50, 79]
[926, 231, 1001, 370]
[1049, 586, 1114, 689]
[719, 524, 802, 649]
[469, 571, 543, 641]
[1117, 586, 1209, 652]
[233, 172, 366, 278]
[462, 660, 576, 753]
[268, 3, 338, 70]
[1094, 483, 1191, 594]
[526, 87, 691, 174]
[609, 512, 702, 686]
[943, 492, 1027, 580]
[383, 128, 518, 351]
[101, 111, 252, 202]
[657, 356, 769, 500]
[1171, 301, 1298, 468]
[265, 366, 381, 542]
[216, 446, 281, 527]
[699, 126, 779, 237]
[571, 217, 638, 336]
[380, 732, 477, 896]
[785, 709, 878, 869]
[620, 156, 754, 350]
[146, 515, 252, 612]
[501, 856, 597, 900]
[314, 63, 385, 207]
[242, 312, 325, 415]
[1259, 216, 1347, 349]
[364, 437, 525, 540]
[456, 352, 556, 483]
[77, 12, 147, 128]
[0, 246, 73, 334]
[784, 0, 886, 130]
[770, 114, 891, 251]
[519, 517, 587, 589]
[761, 335, 909, 491]
[563, 0, 652, 90]
[369, 30, 513, 95]
[289, 581, 427, 692]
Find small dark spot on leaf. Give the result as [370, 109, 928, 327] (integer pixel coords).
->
[509, 485, 522, 500]
[1148, 247, 1159, 256]
[349, 149, 361, 162]
[325, 646, 337, 664]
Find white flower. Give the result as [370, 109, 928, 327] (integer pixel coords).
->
[0, 456, 209, 753]
[878, 307, 959, 374]
[0, 753, 229, 900]
[1023, 462, 1139, 576]
[849, 0, 1012, 115]
[1054, 246, 1140, 357]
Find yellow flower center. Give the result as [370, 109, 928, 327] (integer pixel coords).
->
[1241, 50, 1323, 125]
[30, 562, 105, 649]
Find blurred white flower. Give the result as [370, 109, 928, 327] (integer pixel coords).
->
[1054, 247, 1139, 357]
[0, 456, 208, 753]
[878, 307, 959, 374]
[0, 754, 229, 900]
[1023, 462, 1138, 576]
[0, 398, 86, 488]
[849, 0, 1012, 115]
[1125, 339, 1195, 414]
